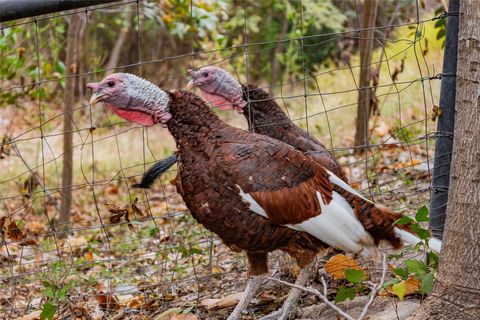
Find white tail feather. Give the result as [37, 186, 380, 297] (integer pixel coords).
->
[395, 227, 442, 253]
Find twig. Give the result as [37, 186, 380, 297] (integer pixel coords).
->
[320, 275, 328, 296]
[266, 277, 355, 320]
[358, 253, 387, 320]
[267, 253, 388, 320]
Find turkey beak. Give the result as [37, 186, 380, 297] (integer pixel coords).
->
[88, 92, 104, 107]
[186, 69, 197, 90]
[186, 79, 195, 90]
[87, 82, 103, 106]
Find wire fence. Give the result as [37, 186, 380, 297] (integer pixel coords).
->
[0, 1, 452, 319]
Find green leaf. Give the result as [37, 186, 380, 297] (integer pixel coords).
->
[436, 29, 446, 40]
[428, 252, 439, 269]
[178, 245, 188, 258]
[43, 287, 56, 299]
[149, 226, 160, 237]
[411, 224, 430, 240]
[395, 216, 413, 225]
[394, 267, 409, 279]
[58, 285, 70, 301]
[335, 286, 356, 303]
[40, 302, 56, 320]
[383, 278, 400, 288]
[189, 247, 203, 255]
[392, 281, 407, 300]
[415, 206, 429, 222]
[345, 269, 365, 284]
[405, 259, 427, 276]
[420, 273, 434, 294]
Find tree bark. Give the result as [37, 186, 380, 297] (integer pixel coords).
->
[105, 8, 133, 73]
[410, 2, 480, 319]
[57, 14, 82, 236]
[353, 0, 378, 149]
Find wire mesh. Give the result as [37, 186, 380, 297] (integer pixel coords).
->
[0, 0, 450, 318]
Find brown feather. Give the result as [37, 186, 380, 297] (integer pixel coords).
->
[242, 84, 349, 182]
[165, 91, 328, 274]
[250, 166, 333, 224]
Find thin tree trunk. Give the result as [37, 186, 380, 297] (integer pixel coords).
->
[353, 0, 378, 149]
[411, 2, 480, 319]
[57, 14, 81, 236]
[269, 13, 289, 95]
[105, 9, 133, 73]
[76, 15, 88, 105]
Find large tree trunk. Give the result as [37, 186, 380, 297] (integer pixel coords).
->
[411, 2, 480, 319]
[57, 14, 82, 235]
[353, 0, 378, 149]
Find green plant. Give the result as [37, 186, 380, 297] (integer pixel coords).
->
[386, 206, 439, 299]
[335, 268, 367, 303]
[335, 206, 438, 303]
[40, 280, 73, 320]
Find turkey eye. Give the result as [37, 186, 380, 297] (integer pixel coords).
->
[202, 72, 208, 77]
[107, 81, 115, 87]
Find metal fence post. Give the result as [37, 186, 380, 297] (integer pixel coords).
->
[429, 0, 460, 239]
[0, 0, 120, 22]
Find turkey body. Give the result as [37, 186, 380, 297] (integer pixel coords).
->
[240, 84, 348, 182]
[166, 90, 406, 274]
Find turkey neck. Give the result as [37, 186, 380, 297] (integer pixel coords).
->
[166, 90, 229, 146]
[241, 84, 293, 132]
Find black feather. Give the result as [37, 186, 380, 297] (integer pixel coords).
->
[132, 154, 178, 188]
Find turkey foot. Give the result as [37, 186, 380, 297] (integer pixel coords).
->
[227, 275, 264, 320]
[259, 261, 316, 320]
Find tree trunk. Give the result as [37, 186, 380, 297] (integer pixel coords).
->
[353, 0, 378, 149]
[269, 12, 289, 95]
[410, 2, 480, 319]
[105, 9, 133, 73]
[57, 14, 82, 236]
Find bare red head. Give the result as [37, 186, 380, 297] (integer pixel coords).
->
[187, 66, 246, 113]
[87, 73, 171, 126]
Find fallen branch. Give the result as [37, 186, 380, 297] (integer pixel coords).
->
[358, 253, 387, 320]
[267, 253, 388, 320]
[266, 277, 355, 320]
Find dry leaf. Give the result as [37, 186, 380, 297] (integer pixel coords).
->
[211, 265, 223, 274]
[67, 235, 87, 249]
[6, 220, 24, 241]
[325, 254, 362, 280]
[385, 275, 421, 299]
[26, 221, 46, 236]
[105, 185, 119, 194]
[131, 200, 145, 217]
[394, 159, 421, 170]
[126, 295, 144, 308]
[0, 216, 5, 238]
[200, 292, 243, 310]
[96, 293, 120, 310]
[18, 310, 42, 320]
[171, 315, 198, 320]
[85, 252, 94, 261]
[431, 105, 442, 121]
[153, 308, 183, 320]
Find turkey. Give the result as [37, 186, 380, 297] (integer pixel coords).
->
[188, 66, 347, 181]
[87, 73, 441, 320]
[136, 66, 347, 189]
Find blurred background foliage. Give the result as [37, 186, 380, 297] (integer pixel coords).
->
[0, 0, 446, 108]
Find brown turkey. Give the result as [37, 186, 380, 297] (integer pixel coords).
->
[87, 73, 441, 320]
[134, 66, 347, 189]
[187, 66, 347, 181]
